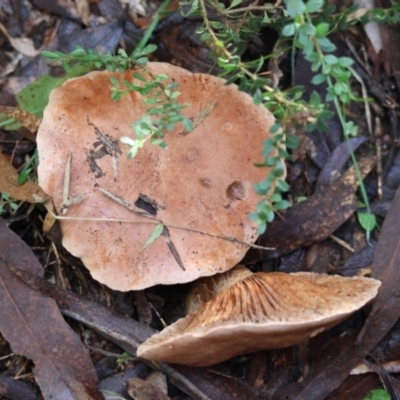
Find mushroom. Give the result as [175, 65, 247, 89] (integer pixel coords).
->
[137, 267, 381, 367]
[36, 63, 280, 290]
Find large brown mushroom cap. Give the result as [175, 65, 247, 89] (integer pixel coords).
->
[37, 63, 278, 290]
[137, 271, 381, 366]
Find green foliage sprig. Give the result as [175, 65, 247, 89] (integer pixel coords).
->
[42, 45, 156, 71]
[0, 192, 18, 216]
[42, 45, 192, 157]
[183, 0, 399, 235]
[364, 388, 391, 400]
[280, 0, 379, 239]
[188, 0, 327, 233]
[114, 71, 192, 158]
[40, 0, 399, 236]
[18, 149, 39, 185]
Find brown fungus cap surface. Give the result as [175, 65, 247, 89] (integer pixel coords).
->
[137, 271, 381, 366]
[37, 63, 278, 291]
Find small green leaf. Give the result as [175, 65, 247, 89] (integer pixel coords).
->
[120, 136, 136, 146]
[311, 74, 326, 85]
[324, 54, 338, 65]
[110, 77, 120, 88]
[286, 133, 299, 149]
[226, 0, 242, 10]
[363, 388, 391, 400]
[269, 123, 281, 133]
[127, 145, 139, 159]
[317, 37, 336, 52]
[132, 72, 147, 82]
[357, 211, 376, 234]
[274, 200, 290, 210]
[111, 91, 122, 101]
[334, 82, 343, 95]
[18, 169, 31, 185]
[315, 22, 330, 37]
[257, 221, 267, 235]
[70, 47, 86, 56]
[253, 89, 263, 105]
[286, 0, 306, 18]
[338, 57, 354, 67]
[276, 180, 290, 191]
[135, 57, 149, 66]
[100, 389, 127, 400]
[141, 223, 164, 252]
[41, 50, 62, 60]
[133, 44, 157, 58]
[305, 0, 323, 13]
[310, 91, 321, 106]
[298, 23, 316, 35]
[282, 23, 296, 36]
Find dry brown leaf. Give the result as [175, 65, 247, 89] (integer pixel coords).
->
[0, 152, 47, 203]
[0, 106, 42, 134]
[75, 0, 91, 25]
[0, 224, 103, 400]
[42, 211, 56, 233]
[127, 373, 171, 400]
[0, 22, 41, 57]
[180, 101, 217, 135]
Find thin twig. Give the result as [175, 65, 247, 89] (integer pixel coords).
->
[374, 117, 383, 200]
[48, 209, 275, 251]
[86, 345, 137, 359]
[98, 187, 157, 221]
[348, 66, 372, 135]
[329, 234, 354, 253]
[224, 4, 281, 14]
[63, 154, 71, 207]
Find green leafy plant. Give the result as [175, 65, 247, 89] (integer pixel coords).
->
[18, 149, 39, 185]
[0, 192, 19, 216]
[42, 45, 155, 72]
[115, 351, 134, 365]
[113, 69, 192, 157]
[179, 0, 399, 234]
[42, 45, 192, 157]
[358, 201, 377, 241]
[100, 390, 128, 400]
[364, 388, 391, 400]
[14, 0, 398, 236]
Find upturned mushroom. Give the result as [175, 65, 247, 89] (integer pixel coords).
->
[137, 266, 381, 367]
[37, 63, 280, 291]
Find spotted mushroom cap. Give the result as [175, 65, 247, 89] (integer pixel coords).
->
[37, 63, 279, 290]
[137, 271, 381, 366]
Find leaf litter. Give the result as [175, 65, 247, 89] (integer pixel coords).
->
[0, 223, 102, 400]
[1, 1, 400, 399]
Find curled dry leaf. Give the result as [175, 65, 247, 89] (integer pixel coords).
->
[0, 106, 42, 134]
[0, 152, 47, 203]
[0, 22, 42, 57]
[127, 372, 171, 400]
[75, 0, 91, 25]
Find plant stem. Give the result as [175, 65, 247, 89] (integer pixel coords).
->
[135, 0, 171, 52]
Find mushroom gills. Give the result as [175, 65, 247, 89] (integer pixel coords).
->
[137, 270, 381, 367]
